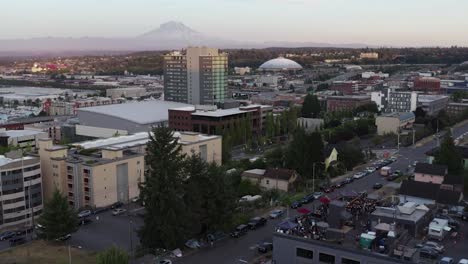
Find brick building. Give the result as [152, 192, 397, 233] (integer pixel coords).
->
[413, 77, 441, 94]
[329, 81, 358, 95]
[326, 95, 371, 112]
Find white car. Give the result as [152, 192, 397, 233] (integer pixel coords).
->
[312, 192, 323, 199]
[458, 259, 468, 264]
[353, 172, 365, 179]
[112, 208, 127, 216]
[366, 167, 376, 173]
[77, 210, 92, 218]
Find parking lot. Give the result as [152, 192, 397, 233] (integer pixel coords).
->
[66, 204, 144, 253]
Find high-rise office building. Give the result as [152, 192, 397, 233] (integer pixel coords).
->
[164, 47, 228, 105]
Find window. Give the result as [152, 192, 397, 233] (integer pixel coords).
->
[319, 252, 335, 264]
[266, 180, 270, 185]
[342, 258, 360, 264]
[296, 248, 313, 259]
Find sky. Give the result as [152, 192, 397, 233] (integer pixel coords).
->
[2, 0, 468, 46]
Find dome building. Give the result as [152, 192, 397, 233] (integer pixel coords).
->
[258, 57, 303, 72]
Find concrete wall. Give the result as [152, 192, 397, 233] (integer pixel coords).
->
[180, 136, 222, 165]
[273, 233, 406, 264]
[90, 155, 144, 208]
[414, 173, 444, 184]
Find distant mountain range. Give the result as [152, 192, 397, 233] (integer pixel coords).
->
[0, 21, 371, 56]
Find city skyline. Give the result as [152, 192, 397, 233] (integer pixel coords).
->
[2, 0, 468, 47]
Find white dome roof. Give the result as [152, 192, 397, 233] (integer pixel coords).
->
[259, 57, 303, 71]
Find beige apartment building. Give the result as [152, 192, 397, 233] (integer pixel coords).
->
[38, 131, 221, 209]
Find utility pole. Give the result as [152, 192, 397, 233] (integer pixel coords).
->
[312, 163, 316, 193]
[397, 131, 400, 151]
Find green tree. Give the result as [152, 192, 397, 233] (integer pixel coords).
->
[301, 94, 321, 118]
[337, 140, 365, 170]
[139, 126, 189, 250]
[37, 189, 78, 240]
[96, 246, 129, 264]
[434, 132, 463, 174]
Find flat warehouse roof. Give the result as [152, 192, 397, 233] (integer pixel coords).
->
[78, 100, 191, 125]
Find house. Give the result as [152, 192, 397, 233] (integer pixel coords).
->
[414, 163, 447, 184]
[399, 180, 463, 206]
[241, 168, 298, 192]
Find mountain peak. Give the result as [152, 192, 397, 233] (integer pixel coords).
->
[159, 21, 195, 32]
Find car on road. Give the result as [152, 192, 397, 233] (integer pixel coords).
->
[248, 217, 267, 230]
[458, 259, 468, 264]
[419, 247, 440, 259]
[9, 236, 26, 247]
[301, 194, 315, 204]
[257, 241, 273, 253]
[230, 224, 249, 238]
[312, 192, 323, 199]
[79, 218, 93, 226]
[353, 172, 366, 179]
[439, 257, 455, 264]
[77, 210, 92, 218]
[112, 208, 127, 216]
[0, 231, 16, 241]
[373, 183, 383, 189]
[269, 209, 284, 219]
[158, 260, 172, 264]
[55, 234, 72, 242]
[290, 201, 302, 209]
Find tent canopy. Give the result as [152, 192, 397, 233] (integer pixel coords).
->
[297, 208, 311, 214]
[277, 221, 298, 230]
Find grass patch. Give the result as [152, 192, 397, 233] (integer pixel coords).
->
[0, 240, 97, 264]
[278, 192, 306, 206]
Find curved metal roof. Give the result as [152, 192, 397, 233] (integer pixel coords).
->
[258, 57, 303, 70]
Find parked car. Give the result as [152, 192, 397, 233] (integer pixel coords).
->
[419, 247, 440, 259]
[257, 241, 273, 253]
[79, 218, 93, 226]
[343, 177, 353, 184]
[77, 210, 92, 218]
[416, 241, 444, 253]
[185, 239, 202, 249]
[366, 167, 376, 173]
[458, 259, 468, 264]
[0, 231, 16, 241]
[248, 217, 267, 230]
[439, 257, 455, 264]
[312, 192, 323, 199]
[55, 234, 72, 242]
[387, 173, 399, 181]
[353, 172, 366, 179]
[230, 224, 249, 238]
[290, 201, 302, 209]
[435, 214, 460, 229]
[9, 236, 26, 247]
[111, 201, 124, 209]
[269, 209, 284, 219]
[112, 208, 127, 216]
[301, 194, 315, 204]
[373, 183, 383, 189]
[336, 181, 346, 188]
[15, 228, 32, 236]
[207, 231, 227, 243]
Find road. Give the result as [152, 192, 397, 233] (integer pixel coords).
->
[178, 122, 468, 264]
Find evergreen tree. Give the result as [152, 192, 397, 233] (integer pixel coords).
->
[301, 94, 321, 118]
[96, 246, 129, 264]
[37, 189, 78, 240]
[434, 132, 463, 174]
[139, 126, 189, 250]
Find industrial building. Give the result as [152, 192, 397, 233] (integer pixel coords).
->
[0, 129, 48, 151]
[375, 112, 415, 135]
[76, 100, 191, 138]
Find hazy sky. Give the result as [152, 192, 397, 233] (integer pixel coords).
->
[2, 0, 468, 46]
